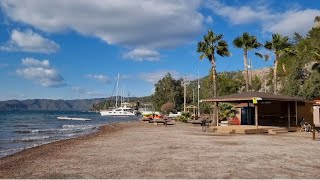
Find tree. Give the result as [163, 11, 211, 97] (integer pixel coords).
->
[264, 33, 292, 94]
[217, 72, 245, 96]
[233, 32, 261, 91]
[161, 102, 175, 114]
[152, 73, 183, 111]
[251, 75, 262, 91]
[197, 30, 230, 97]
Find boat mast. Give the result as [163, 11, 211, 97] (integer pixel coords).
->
[115, 74, 120, 108]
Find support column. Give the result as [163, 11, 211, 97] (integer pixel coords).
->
[216, 102, 219, 126]
[255, 104, 258, 129]
[295, 101, 298, 126]
[288, 102, 291, 128]
[213, 102, 218, 126]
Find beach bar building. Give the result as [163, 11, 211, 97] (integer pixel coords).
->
[201, 91, 312, 128]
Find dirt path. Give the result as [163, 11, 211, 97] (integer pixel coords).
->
[1, 121, 319, 179]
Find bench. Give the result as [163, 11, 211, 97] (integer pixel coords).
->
[151, 118, 173, 126]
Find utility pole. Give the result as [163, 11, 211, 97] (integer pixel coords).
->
[183, 77, 187, 112]
[248, 58, 253, 90]
[197, 70, 200, 117]
[192, 89, 195, 104]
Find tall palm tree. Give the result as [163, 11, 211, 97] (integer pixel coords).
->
[233, 32, 261, 92]
[197, 30, 230, 97]
[264, 33, 291, 94]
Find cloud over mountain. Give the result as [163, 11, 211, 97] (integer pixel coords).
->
[86, 74, 110, 83]
[206, 0, 320, 36]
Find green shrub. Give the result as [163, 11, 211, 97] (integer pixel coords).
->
[176, 112, 191, 123]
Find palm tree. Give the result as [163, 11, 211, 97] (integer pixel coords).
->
[264, 33, 291, 94]
[197, 30, 230, 97]
[233, 32, 261, 92]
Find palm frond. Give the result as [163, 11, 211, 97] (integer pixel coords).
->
[264, 41, 273, 50]
[233, 37, 244, 48]
[199, 54, 207, 60]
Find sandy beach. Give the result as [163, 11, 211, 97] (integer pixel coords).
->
[0, 120, 320, 179]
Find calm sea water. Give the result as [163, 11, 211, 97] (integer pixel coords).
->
[0, 110, 139, 158]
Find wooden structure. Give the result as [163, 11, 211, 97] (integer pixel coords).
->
[312, 99, 320, 126]
[186, 105, 198, 117]
[201, 91, 307, 128]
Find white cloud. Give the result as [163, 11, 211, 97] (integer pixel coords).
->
[138, 70, 197, 84]
[205, 16, 213, 24]
[1, 0, 203, 50]
[16, 57, 66, 87]
[0, 29, 59, 54]
[21, 57, 50, 67]
[139, 70, 180, 83]
[86, 74, 110, 83]
[71, 86, 87, 94]
[123, 48, 160, 61]
[206, 1, 320, 36]
[206, 1, 273, 25]
[265, 9, 320, 36]
[72, 86, 105, 98]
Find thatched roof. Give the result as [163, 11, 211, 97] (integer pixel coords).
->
[201, 91, 305, 103]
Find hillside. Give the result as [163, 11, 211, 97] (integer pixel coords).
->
[0, 96, 152, 111]
[0, 98, 105, 111]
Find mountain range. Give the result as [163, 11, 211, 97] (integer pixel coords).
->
[0, 98, 105, 111]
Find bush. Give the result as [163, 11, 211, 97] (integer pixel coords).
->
[218, 103, 237, 121]
[176, 112, 191, 123]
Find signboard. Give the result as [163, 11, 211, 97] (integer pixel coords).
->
[252, 97, 262, 104]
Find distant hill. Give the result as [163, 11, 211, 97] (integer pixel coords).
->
[0, 96, 152, 111]
[0, 98, 105, 111]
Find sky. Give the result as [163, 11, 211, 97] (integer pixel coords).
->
[0, 0, 319, 100]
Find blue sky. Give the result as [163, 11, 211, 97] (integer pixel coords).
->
[0, 0, 319, 100]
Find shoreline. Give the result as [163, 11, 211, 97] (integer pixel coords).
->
[0, 120, 142, 178]
[0, 120, 139, 159]
[1, 121, 320, 178]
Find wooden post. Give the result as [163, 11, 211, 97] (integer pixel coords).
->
[312, 124, 316, 141]
[212, 102, 218, 126]
[295, 101, 298, 126]
[288, 102, 291, 128]
[216, 102, 219, 126]
[255, 104, 258, 129]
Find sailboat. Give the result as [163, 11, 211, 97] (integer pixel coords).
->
[100, 74, 137, 116]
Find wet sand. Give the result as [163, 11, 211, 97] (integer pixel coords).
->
[0, 121, 320, 179]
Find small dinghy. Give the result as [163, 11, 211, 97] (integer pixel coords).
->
[57, 116, 92, 121]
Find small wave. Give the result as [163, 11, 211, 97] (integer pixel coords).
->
[13, 124, 29, 127]
[12, 136, 51, 142]
[0, 147, 25, 158]
[14, 128, 71, 134]
[62, 124, 95, 130]
[14, 129, 44, 133]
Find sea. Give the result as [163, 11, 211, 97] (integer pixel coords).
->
[0, 110, 139, 158]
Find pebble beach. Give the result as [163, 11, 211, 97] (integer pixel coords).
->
[1, 121, 320, 179]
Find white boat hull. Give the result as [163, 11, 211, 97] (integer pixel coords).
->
[100, 110, 136, 116]
[57, 116, 91, 121]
